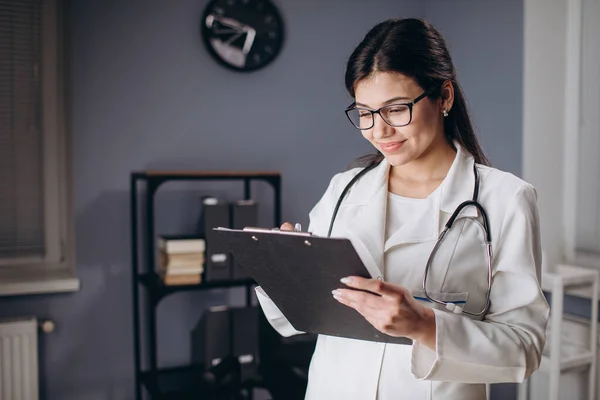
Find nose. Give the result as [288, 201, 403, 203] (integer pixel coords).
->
[371, 113, 394, 140]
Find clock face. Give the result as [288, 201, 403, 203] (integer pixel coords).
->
[200, 0, 285, 72]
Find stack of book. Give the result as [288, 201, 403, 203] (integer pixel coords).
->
[157, 235, 205, 285]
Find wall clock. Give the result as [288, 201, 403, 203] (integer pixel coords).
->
[200, 0, 285, 72]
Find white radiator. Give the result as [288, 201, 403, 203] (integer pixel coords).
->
[0, 317, 38, 400]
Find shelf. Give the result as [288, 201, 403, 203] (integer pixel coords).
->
[133, 170, 280, 180]
[138, 272, 255, 294]
[540, 341, 594, 373]
[131, 170, 282, 400]
[542, 264, 600, 291]
[540, 264, 598, 374]
[141, 364, 203, 398]
[140, 364, 264, 399]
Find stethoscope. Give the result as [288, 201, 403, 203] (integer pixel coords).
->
[326, 160, 493, 318]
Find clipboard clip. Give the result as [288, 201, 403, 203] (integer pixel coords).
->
[242, 227, 314, 237]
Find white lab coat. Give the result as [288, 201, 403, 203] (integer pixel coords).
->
[256, 144, 549, 400]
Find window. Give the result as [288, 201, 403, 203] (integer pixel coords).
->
[0, 0, 78, 295]
[560, 0, 600, 268]
[574, 0, 600, 258]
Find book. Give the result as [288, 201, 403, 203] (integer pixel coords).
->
[161, 266, 204, 276]
[158, 251, 205, 269]
[161, 273, 202, 286]
[158, 235, 206, 254]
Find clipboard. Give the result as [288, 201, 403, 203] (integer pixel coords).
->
[213, 227, 411, 345]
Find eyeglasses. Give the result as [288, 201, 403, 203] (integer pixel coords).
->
[345, 86, 436, 130]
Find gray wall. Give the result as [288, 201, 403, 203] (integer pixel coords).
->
[0, 1, 524, 399]
[425, 0, 524, 174]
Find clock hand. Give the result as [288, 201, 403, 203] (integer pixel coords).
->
[241, 27, 256, 55]
[223, 31, 244, 46]
[206, 14, 245, 36]
[213, 27, 240, 35]
[208, 14, 246, 32]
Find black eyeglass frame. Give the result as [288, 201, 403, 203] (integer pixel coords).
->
[345, 86, 438, 130]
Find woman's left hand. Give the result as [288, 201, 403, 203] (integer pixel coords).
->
[333, 276, 437, 349]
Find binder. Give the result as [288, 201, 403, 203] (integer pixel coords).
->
[191, 305, 260, 381]
[232, 306, 259, 381]
[199, 199, 231, 281]
[212, 228, 410, 345]
[231, 200, 258, 280]
[191, 306, 230, 368]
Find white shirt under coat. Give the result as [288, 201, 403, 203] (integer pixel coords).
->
[255, 144, 549, 400]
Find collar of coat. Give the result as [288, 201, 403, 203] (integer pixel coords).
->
[340, 141, 478, 218]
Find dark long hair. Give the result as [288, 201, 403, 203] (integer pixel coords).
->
[345, 18, 489, 168]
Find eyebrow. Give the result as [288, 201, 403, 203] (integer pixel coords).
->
[355, 96, 412, 108]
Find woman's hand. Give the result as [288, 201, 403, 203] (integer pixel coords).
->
[280, 222, 294, 231]
[333, 276, 437, 350]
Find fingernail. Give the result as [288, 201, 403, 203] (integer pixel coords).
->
[340, 277, 351, 284]
[332, 289, 341, 296]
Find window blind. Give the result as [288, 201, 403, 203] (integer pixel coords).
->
[575, 0, 600, 255]
[0, 0, 45, 259]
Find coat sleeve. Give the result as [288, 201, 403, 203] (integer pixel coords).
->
[411, 184, 550, 383]
[254, 173, 342, 337]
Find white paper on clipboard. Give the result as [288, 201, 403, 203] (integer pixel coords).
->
[213, 226, 315, 237]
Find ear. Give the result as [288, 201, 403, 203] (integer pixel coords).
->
[440, 80, 455, 113]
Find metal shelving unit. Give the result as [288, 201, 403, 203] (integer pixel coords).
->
[130, 170, 281, 400]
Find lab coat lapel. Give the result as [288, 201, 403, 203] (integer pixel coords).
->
[330, 159, 389, 279]
[439, 143, 479, 218]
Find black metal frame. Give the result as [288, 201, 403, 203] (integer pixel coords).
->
[130, 171, 282, 400]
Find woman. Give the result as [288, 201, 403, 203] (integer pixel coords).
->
[256, 18, 549, 399]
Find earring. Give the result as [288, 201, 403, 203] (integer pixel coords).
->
[443, 109, 449, 117]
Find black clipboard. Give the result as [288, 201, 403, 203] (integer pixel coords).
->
[213, 227, 411, 345]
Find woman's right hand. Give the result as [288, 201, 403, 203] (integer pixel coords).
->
[280, 222, 295, 231]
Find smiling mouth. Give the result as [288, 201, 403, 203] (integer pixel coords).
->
[379, 140, 406, 152]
